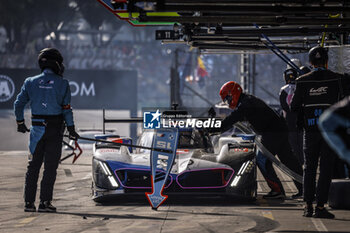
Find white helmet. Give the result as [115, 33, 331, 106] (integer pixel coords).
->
[286, 58, 302, 69]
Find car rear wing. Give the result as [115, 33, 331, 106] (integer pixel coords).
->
[102, 109, 142, 138]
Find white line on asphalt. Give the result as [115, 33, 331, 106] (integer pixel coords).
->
[81, 173, 92, 180]
[258, 182, 262, 192]
[311, 218, 328, 232]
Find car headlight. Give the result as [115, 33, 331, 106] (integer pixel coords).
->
[92, 159, 119, 189]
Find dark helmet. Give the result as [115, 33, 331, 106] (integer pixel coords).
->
[283, 68, 298, 84]
[38, 48, 65, 76]
[308, 46, 328, 66]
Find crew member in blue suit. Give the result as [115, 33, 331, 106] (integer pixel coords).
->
[14, 48, 79, 213]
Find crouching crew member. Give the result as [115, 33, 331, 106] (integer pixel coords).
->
[291, 46, 348, 219]
[14, 48, 79, 212]
[218, 81, 303, 199]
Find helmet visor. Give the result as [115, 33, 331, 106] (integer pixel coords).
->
[223, 95, 232, 105]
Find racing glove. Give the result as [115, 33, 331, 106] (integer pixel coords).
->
[17, 120, 30, 133]
[67, 125, 80, 140]
[208, 107, 216, 118]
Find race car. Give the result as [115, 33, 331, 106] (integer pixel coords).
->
[91, 127, 257, 203]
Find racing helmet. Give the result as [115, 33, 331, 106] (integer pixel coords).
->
[286, 58, 301, 69]
[219, 81, 242, 109]
[308, 46, 328, 67]
[38, 48, 65, 76]
[283, 68, 298, 84]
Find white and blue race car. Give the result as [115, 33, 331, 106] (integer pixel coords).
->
[91, 127, 257, 203]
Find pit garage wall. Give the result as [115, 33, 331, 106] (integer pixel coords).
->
[0, 69, 138, 139]
[328, 45, 350, 74]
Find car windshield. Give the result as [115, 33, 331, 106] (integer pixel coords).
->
[178, 129, 208, 149]
[138, 128, 213, 152]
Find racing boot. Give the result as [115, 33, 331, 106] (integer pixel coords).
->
[38, 201, 56, 213]
[313, 207, 335, 219]
[24, 202, 36, 212]
[303, 205, 313, 217]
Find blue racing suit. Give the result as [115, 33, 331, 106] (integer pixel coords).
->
[14, 69, 74, 203]
[14, 69, 74, 154]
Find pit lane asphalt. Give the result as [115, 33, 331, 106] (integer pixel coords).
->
[0, 151, 349, 233]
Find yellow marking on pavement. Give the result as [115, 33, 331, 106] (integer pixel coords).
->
[262, 210, 275, 220]
[16, 217, 36, 227]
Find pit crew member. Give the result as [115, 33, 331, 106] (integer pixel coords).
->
[291, 46, 348, 218]
[14, 48, 79, 212]
[279, 64, 311, 165]
[218, 81, 303, 199]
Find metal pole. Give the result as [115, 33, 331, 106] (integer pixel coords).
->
[175, 49, 182, 107]
[103, 109, 105, 134]
[170, 49, 179, 107]
[252, 54, 256, 95]
[240, 53, 250, 93]
[254, 24, 303, 74]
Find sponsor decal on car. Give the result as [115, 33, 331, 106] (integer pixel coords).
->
[146, 128, 179, 209]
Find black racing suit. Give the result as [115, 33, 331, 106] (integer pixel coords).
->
[221, 93, 303, 193]
[291, 68, 348, 206]
[280, 84, 304, 165]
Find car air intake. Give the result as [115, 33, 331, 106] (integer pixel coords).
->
[115, 168, 172, 189]
[176, 168, 234, 189]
